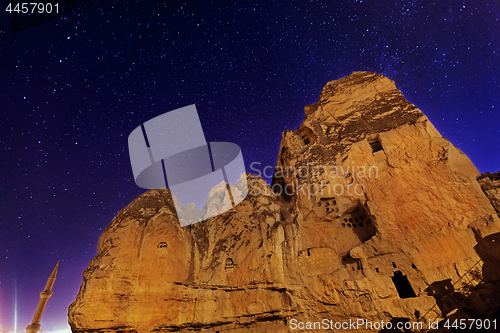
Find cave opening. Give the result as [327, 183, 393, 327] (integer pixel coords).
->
[369, 140, 384, 153]
[225, 258, 235, 269]
[392, 271, 416, 298]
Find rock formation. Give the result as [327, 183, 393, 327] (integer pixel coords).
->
[478, 171, 500, 218]
[69, 72, 500, 333]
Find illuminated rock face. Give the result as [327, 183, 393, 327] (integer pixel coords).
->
[478, 172, 500, 218]
[69, 72, 500, 333]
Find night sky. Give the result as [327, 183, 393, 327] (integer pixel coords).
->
[1, 1, 499, 332]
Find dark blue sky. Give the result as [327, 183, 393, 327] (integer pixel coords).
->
[1, 1, 499, 331]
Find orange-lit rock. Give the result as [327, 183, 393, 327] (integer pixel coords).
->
[69, 72, 500, 333]
[478, 171, 500, 218]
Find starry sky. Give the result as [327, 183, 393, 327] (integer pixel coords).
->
[0, 1, 499, 332]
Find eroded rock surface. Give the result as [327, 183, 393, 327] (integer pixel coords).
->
[478, 171, 500, 218]
[69, 72, 500, 333]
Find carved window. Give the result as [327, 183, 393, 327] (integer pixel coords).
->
[157, 242, 167, 249]
[392, 271, 417, 298]
[370, 140, 383, 153]
[225, 258, 235, 268]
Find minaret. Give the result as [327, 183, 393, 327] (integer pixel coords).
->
[26, 261, 59, 333]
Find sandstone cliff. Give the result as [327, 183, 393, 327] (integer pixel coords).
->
[69, 72, 500, 333]
[478, 171, 500, 218]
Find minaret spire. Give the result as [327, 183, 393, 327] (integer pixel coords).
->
[26, 261, 59, 333]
